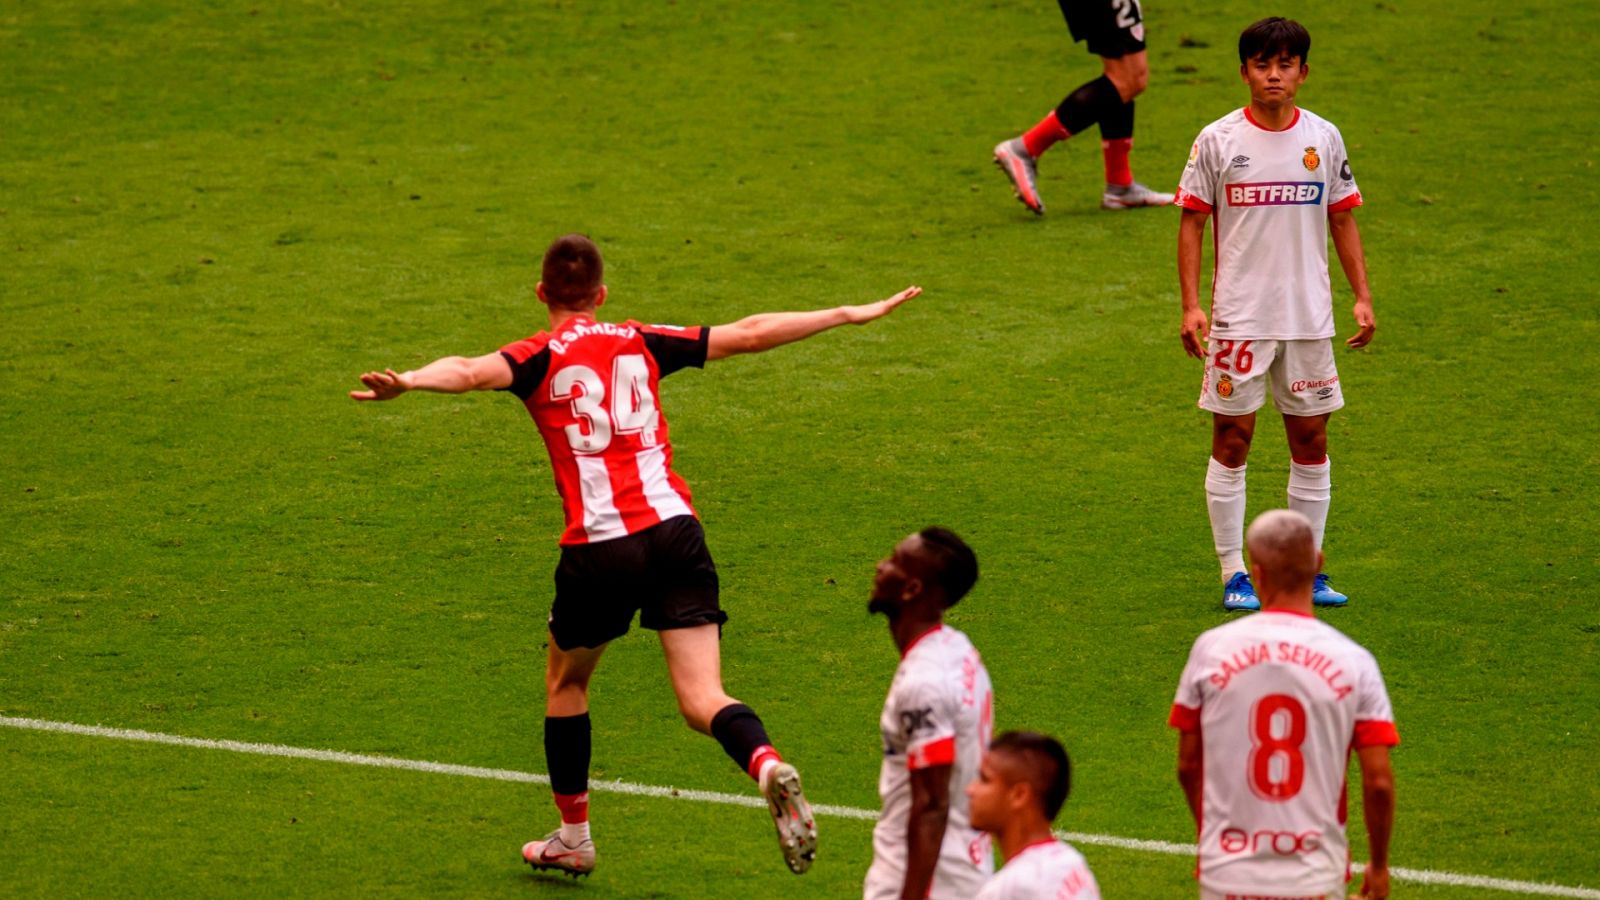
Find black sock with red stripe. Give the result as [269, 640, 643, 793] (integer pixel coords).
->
[710, 703, 781, 781]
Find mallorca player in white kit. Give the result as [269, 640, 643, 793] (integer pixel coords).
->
[968, 731, 1100, 900]
[1169, 510, 1397, 900]
[1175, 17, 1378, 611]
[866, 528, 995, 900]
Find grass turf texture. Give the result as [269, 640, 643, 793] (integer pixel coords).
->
[3, 0, 1597, 896]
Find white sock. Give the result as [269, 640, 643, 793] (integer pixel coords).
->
[1288, 456, 1332, 551]
[560, 820, 591, 846]
[1205, 457, 1247, 581]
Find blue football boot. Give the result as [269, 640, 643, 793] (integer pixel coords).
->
[1222, 571, 1259, 612]
[1312, 573, 1349, 607]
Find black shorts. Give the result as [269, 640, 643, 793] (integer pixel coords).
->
[548, 515, 725, 651]
[1058, 0, 1146, 58]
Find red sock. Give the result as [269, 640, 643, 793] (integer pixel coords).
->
[1022, 112, 1071, 158]
[1102, 138, 1133, 187]
[747, 745, 782, 781]
[553, 791, 590, 824]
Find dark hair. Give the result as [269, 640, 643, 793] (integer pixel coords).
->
[991, 731, 1072, 821]
[917, 526, 978, 608]
[1238, 17, 1310, 64]
[542, 234, 604, 308]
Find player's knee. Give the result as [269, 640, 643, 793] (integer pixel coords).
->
[1213, 428, 1253, 466]
[1120, 66, 1148, 99]
[677, 692, 734, 734]
[546, 667, 591, 702]
[1288, 430, 1328, 461]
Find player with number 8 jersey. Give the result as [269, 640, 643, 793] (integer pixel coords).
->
[352, 234, 921, 880]
[1169, 510, 1397, 900]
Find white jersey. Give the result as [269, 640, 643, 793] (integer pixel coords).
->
[1169, 610, 1399, 896]
[865, 625, 995, 900]
[1175, 107, 1363, 341]
[975, 839, 1100, 900]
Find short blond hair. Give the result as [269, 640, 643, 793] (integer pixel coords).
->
[1246, 509, 1318, 589]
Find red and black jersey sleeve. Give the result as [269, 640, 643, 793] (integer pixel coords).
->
[497, 334, 553, 401]
[631, 322, 709, 377]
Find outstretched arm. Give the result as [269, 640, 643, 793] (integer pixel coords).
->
[1354, 745, 1395, 899]
[1178, 209, 1210, 359]
[349, 352, 512, 401]
[1330, 209, 1376, 349]
[705, 286, 920, 361]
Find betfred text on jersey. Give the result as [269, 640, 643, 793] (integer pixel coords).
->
[1225, 182, 1325, 207]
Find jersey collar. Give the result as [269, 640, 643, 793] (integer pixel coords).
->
[1243, 106, 1301, 132]
[1261, 607, 1315, 619]
[901, 624, 944, 658]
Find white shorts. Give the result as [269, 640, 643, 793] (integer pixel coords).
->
[1200, 891, 1341, 900]
[1197, 338, 1344, 417]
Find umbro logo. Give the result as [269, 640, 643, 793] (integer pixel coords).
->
[1230, 156, 1251, 168]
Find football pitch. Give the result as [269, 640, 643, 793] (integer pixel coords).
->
[3, 0, 1597, 896]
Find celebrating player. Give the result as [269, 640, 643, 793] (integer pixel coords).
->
[865, 528, 995, 900]
[1175, 17, 1377, 610]
[994, 0, 1174, 214]
[351, 233, 921, 878]
[1169, 509, 1398, 899]
[968, 731, 1100, 900]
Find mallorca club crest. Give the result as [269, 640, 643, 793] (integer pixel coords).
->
[1302, 146, 1321, 171]
[1216, 373, 1234, 399]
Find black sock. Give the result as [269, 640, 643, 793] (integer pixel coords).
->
[1101, 99, 1135, 141]
[545, 713, 591, 796]
[1054, 75, 1126, 136]
[709, 703, 772, 773]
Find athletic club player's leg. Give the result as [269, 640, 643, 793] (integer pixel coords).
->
[523, 638, 605, 878]
[661, 624, 817, 874]
[994, 4, 1172, 213]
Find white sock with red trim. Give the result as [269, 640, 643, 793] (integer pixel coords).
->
[1288, 456, 1332, 551]
[1206, 456, 1247, 581]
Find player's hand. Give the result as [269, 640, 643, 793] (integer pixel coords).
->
[1346, 298, 1376, 348]
[1352, 864, 1389, 900]
[843, 285, 921, 324]
[350, 368, 412, 401]
[1181, 306, 1210, 359]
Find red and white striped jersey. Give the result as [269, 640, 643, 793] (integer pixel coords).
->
[498, 316, 708, 546]
[867, 625, 996, 900]
[1175, 107, 1363, 341]
[1169, 610, 1399, 896]
[975, 839, 1100, 900]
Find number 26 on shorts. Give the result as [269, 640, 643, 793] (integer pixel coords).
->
[1212, 339, 1255, 374]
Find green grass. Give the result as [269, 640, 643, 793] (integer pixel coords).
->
[3, 0, 1598, 896]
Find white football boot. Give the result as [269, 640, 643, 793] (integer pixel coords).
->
[522, 830, 596, 878]
[1102, 181, 1175, 209]
[760, 762, 817, 874]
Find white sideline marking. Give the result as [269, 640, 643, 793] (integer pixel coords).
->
[3, 716, 1597, 898]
